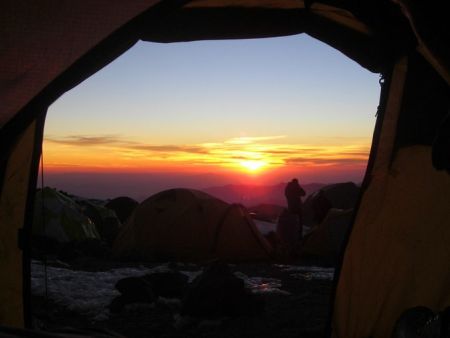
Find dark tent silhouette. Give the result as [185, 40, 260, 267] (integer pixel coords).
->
[0, 1, 449, 337]
[105, 196, 138, 224]
[301, 208, 354, 260]
[303, 182, 360, 226]
[113, 189, 273, 261]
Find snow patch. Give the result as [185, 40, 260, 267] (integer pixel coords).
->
[274, 264, 335, 280]
[31, 260, 199, 322]
[253, 220, 276, 235]
[234, 272, 290, 295]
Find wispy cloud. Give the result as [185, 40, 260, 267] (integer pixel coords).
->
[45, 135, 123, 146]
[44, 134, 370, 169]
[225, 136, 286, 144]
[132, 144, 208, 154]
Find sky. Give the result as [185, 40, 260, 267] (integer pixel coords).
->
[42, 34, 381, 199]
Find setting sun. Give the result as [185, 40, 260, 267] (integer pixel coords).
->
[239, 160, 267, 172]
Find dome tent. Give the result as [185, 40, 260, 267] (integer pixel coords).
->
[78, 199, 121, 245]
[302, 182, 360, 226]
[301, 208, 354, 260]
[113, 189, 273, 261]
[105, 196, 138, 224]
[0, 1, 449, 337]
[32, 187, 100, 243]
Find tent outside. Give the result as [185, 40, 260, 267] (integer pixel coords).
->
[302, 182, 359, 227]
[314, 182, 359, 210]
[32, 188, 100, 243]
[301, 208, 353, 260]
[0, 1, 449, 336]
[113, 189, 274, 262]
[77, 199, 121, 245]
[105, 196, 138, 224]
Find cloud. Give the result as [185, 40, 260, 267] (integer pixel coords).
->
[285, 157, 367, 165]
[225, 135, 286, 144]
[45, 135, 123, 146]
[45, 135, 207, 154]
[131, 144, 208, 154]
[44, 134, 370, 169]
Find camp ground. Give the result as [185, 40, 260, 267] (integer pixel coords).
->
[113, 189, 274, 261]
[1, 1, 449, 338]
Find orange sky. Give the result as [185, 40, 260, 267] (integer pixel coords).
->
[43, 134, 371, 184]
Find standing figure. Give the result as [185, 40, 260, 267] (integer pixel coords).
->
[284, 178, 306, 225]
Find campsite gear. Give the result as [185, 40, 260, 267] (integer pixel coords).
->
[113, 189, 273, 261]
[32, 188, 100, 243]
[1, 2, 449, 337]
[105, 197, 138, 224]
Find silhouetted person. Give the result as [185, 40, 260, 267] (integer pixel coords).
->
[312, 190, 332, 224]
[284, 178, 306, 227]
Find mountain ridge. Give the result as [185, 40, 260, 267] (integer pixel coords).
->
[202, 182, 326, 207]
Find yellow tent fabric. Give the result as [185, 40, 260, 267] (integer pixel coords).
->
[113, 189, 273, 261]
[0, 121, 38, 327]
[332, 55, 450, 337]
[333, 146, 450, 338]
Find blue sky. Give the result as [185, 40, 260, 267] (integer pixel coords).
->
[46, 34, 380, 144]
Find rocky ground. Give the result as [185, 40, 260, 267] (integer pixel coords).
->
[31, 258, 334, 338]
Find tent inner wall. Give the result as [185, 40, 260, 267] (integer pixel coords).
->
[0, 117, 44, 327]
[333, 54, 450, 338]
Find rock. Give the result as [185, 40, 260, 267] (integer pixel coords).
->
[144, 271, 188, 298]
[181, 262, 264, 318]
[110, 276, 156, 312]
[109, 295, 127, 314]
[110, 272, 188, 313]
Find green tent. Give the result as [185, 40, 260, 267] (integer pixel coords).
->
[78, 199, 121, 245]
[33, 188, 100, 243]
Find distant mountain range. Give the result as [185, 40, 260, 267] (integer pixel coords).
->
[202, 182, 326, 207]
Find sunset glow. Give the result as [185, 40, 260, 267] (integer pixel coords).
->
[239, 160, 267, 172]
[43, 134, 371, 174]
[42, 35, 380, 199]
